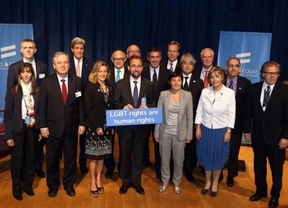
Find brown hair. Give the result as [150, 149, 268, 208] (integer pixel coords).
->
[15, 62, 38, 95]
[88, 61, 110, 84]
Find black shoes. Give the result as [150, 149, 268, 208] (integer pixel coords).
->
[80, 166, 88, 174]
[185, 174, 195, 183]
[134, 185, 145, 194]
[249, 192, 267, 201]
[105, 170, 113, 178]
[119, 185, 129, 194]
[35, 169, 45, 178]
[13, 190, 23, 201]
[23, 187, 35, 196]
[226, 176, 234, 187]
[48, 187, 58, 197]
[269, 198, 279, 208]
[201, 188, 209, 195]
[65, 187, 76, 196]
[144, 160, 152, 167]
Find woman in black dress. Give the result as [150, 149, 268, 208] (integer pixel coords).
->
[85, 61, 114, 197]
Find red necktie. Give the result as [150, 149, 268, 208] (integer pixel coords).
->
[203, 70, 209, 88]
[61, 79, 67, 103]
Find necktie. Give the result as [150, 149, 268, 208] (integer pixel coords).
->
[153, 69, 157, 91]
[116, 70, 121, 82]
[263, 85, 271, 107]
[229, 80, 234, 90]
[61, 79, 68, 104]
[203, 70, 209, 88]
[183, 76, 189, 90]
[169, 62, 173, 71]
[76, 60, 81, 77]
[133, 80, 138, 107]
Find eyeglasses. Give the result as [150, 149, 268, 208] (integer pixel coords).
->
[228, 64, 240, 67]
[127, 50, 140, 55]
[112, 57, 126, 62]
[263, 72, 279, 76]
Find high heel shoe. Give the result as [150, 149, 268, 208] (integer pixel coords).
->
[201, 188, 209, 195]
[97, 186, 104, 194]
[90, 189, 99, 197]
[210, 191, 218, 197]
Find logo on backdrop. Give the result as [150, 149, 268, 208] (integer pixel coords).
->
[217, 31, 272, 84]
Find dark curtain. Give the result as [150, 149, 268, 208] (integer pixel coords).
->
[0, 0, 287, 80]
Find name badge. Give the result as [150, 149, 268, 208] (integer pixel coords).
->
[39, 73, 45, 79]
[75, 91, 82, 97]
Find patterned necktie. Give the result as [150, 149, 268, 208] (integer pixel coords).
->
[183, 76, 189, 90]
[116, 70, 121, 82]
[203, 70, 209, 88]
[76, 60, 81, 77]
[169, 62, 173, 71]
[133, 80, 138, 107]
[263, 85, 271, 107]
[153, 69, 157, 91]
[61, 79, 67, 104]
[229, 80, 234, 90]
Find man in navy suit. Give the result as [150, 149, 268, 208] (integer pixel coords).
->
[244, 61, 288, 208]
[142, 47, 170, 179]
[7, 38, 48, 178]
[224, 58, 251, 187]
[39, 52, 86, 197]
[69, 37, 94, 174]
[180, 53, 204, 183]
[114, 55, 156, 195]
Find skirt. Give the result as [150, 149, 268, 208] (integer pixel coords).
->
[196, 124, 230, 170]
[85, 128, 112, 160]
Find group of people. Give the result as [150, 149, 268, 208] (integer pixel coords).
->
[3, 38, 288, 208]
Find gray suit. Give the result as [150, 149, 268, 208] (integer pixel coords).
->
[154, 89, 193, 185]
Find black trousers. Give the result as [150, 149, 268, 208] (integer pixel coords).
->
[10, 124, 38, 193]
[252, 140, 285, 198]
[227, 130, 243, 177]
[45, 133, 77, 190]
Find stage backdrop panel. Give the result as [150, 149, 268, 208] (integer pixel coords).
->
[217, 31, 272, 84]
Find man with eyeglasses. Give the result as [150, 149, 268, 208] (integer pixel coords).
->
[69, 37, 95, 175]
[244, 61, 288, 208]
[125, 44, 148, 67]
[224, 57, 251, 187]
[161, 41, 182, 73]
[104, 50, 130, 179]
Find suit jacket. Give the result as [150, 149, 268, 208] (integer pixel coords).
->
[69, 56, 95, 89]
[224, 75, 251, 131]
[114, 76, 156, 137]
[244, 81, 288, 145]
[160, 60, 181, 73]
[109, 66, 130, 86]
[85, 82, 113, 129]
[7, 60, 48, 89]
[182, 74, 204, 118]
[38, 73, 85, 138]
[154, 89, 193, 141]
[141, 65, 170, 101]
[4, 86, 39, 139]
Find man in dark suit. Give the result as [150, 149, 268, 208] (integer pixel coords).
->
[193, 48, 214, 88]
[38, 52, 86, 197]
[114, 55, 156, 195]
[181, 53, 204, 183]
[7, 38, 48, 178]
[104, 50, 130, 179]
[161, 41, 182, 73]
[224, 58, 251, 187]
[142, 47, 170, 179]
[69, 37, 94, 175]
[244, 61, 288, 208]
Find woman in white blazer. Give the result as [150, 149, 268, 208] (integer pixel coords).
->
[154, 72, 193, 194]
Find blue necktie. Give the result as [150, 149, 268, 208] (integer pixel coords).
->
[133, 80, 138, 107]
[116, 70, 121, 82]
